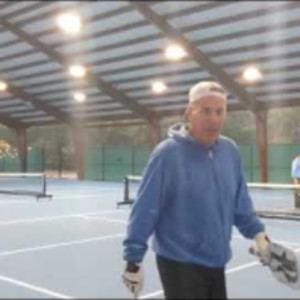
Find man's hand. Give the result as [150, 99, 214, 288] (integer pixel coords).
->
[252, 232, 271, 265]
[122, 262, 144, 299]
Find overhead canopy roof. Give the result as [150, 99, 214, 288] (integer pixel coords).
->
[0, 1, 299, 128]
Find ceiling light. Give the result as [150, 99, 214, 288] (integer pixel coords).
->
[152, 81, 167, 94]
[165, 44, 187, 61]
[242, 66, 262, 82]
[69, 65, 86, 78]
[0, 81, 8, 92]
[56, 13, 81, 34]
[73, 92, 86, 103]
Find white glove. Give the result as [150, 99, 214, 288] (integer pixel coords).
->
[122, 262, 144, 299]
[253, 232, 271, 265]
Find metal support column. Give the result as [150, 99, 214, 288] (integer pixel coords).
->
[149, 119, 161, 146]
[14, 127, 27, 173]
[255, 110, 268, 183]
[72, 125, 86, 180]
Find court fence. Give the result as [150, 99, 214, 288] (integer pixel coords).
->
[0, 144, 299, 182]
[85, 144, 300, 182]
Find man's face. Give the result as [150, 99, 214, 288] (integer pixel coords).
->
[186, 95, 227, 146]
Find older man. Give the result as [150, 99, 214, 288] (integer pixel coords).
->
[122, 81, 270, 299]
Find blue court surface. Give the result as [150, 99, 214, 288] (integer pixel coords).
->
[0, 179, 299, 298]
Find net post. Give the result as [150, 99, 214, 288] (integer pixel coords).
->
[0, 172, 52, 200]
[124, 175, 129, 203]
[295, 188, 300, 209]
[131, 146, 135, 176]
[42, 147, 45, 172]
[116, 175, 131, 208]
[42, 172, 46, 195]
[102, 147, 105, 181]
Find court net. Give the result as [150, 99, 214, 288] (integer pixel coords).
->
[119, 175, 300, 221]
[0, 172, 52, 200]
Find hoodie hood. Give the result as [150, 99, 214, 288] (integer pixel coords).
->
[168, 122, 220, 150]
[168, 122, 191, 140]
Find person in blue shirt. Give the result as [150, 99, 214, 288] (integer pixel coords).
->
[291, 154, 300, 208]
[122, 81, 270, 299]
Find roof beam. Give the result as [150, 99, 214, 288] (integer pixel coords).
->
[102, 62, 300, 87]
[219, 52, 300, 72]
[153, 102, 251, 118]
[132, 3, 261, 112]
[207, 36, 300, 58]
[0, 18, 155, 123]
[161, 2, 234, 19]
[85, 120, 147, 128]
[9, 11, 300, 83]
[191, 11, 300, 47]
[25, 96, 300, 128]
[0, 23, 74, 125]
[258, 98, 300, 110]
[0, 32, 161, 68]
[0, 1, 19, 12]
[0, 111, 26, 128]
[2, 2, 47, 19]
[3, 38, 300, 77]
[29, 2, 234, 47]
[32, 4, 134, 37]
[84, 74, 153, 121]
[255, 76, 300, 88]
[0, 2, 92, 35]
[181, 2, 299, 34]
[11, 69, 60, 82]
[3, 3, 299, 76]
[255, 88, 300, 98]
[26, 113, 139, 127]
[5, 84, 71, 123]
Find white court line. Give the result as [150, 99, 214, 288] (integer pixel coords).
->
[50, 192, 120, 196]
[0, 274, 72, 299]
[0, 200, 33, 205]
[0, 233, 124, 257]
[139, 290, 164, 299]
[50, 187, 121, 190]
[81, 215, 126, 224]
[54, 193, 121, 199]
[0, 209, 125, 226]
[51, 190, 122, 195]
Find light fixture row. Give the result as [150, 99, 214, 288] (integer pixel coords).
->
[0, 12, 264, 102]
[0, 81, 8, 92]
[56, 13, 86, 102]
[55, 13, 188, 96]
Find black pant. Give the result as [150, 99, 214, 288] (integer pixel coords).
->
[156, 255, 227, 299]
[295, 191, 300, 208]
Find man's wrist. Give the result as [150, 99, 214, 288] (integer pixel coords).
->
[126, 261, 141, 272]
[254, 232, 269, 241]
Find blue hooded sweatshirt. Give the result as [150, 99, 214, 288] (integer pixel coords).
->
[123, 123, 265, 267]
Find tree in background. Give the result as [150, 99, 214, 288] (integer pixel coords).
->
[0, 125, 15, 147]
[268, 107, 300, 144]
[1, 106, 300, 175]
[88, 124, 151, 146]
[27, 125, 73, 175]
[223, 111, 256, 144]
